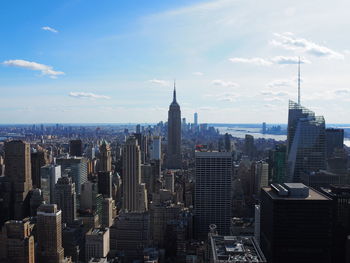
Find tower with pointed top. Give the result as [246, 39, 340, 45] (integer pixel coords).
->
[167, 83, 182, 169]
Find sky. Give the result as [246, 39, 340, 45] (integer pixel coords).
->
[1, 0, 350, 124]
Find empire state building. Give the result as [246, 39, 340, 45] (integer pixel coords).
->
[167, 84, 182, 169]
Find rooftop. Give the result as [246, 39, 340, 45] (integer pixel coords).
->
[210, 235, 266, 263]
[264, 183, 330, 201]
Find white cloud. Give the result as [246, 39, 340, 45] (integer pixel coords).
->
[193, 71, 204, 76]
[229, 56, 310, 66]
[216, 92, 238, 102]
[334, 89, 350, 95]
[261, 90, 290, 97]
[271, 32, 344, 59]
[148, 79, 170, 86]
[267, 79, 294, 88]
[229, 57, 272, 66]
[271, 56, 310, 64]
[212, 79, 239, 88]
[3, 59, 64, 78]
[41, 26, 58, 33]
[69, 92, 111, 100]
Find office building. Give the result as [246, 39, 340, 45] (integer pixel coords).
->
[98, 171, 113, 198]
[110, 212, 150, 261]
[101, 197, 114, 228]
[122, 136, 148, 212]
[37, 204, 65, 263]
[208, 227, 266, 263]
[325, 128, 344, 158]
[85, 228, 110, 262]
[4, 140, 32, 220]
[0, 218, 35, 263]
[150, 136, 161, 161]
[29, 188, 44, 216]
[286, 101, 326, 182]
[271, 145, 286, 184]
[194, 112, 198, 126]
[195, 151, 233, 239]
[62, 221, 84, 263]
[69, 139, 83, 157]
[164, 170, 175, 193]
[31, 150, 49, 188]
[55, 176, 77, 224]
[244, 135, 255, 160]
[260, 183, 333, 263]
[167, 86, 182, 169]
[56, 157, 88, 195]
[99, 141, 112, 172]
[254, 161, 269, 197]
[224, 133, 232, 152]
[41, 164, 61, 204]
[80, 181, 103, 222]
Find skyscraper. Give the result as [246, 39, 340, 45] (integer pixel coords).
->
[31, 149, 49, 188]
[56, 157, 88, 195]
[286, 101, 326, 182]
[85, 228, 110, 262]
[99, 140, 112, 172]
[69, 139, 83, 157]
[325, 128, 344, 158]
[167, 86, 182, 169]
[260, 183, 332, 263]
[55, 176, 77, 224]
[0, 218, 35, 263]
[194, 151, 233, 239]
[41, 164, 61, 204]
[4, 140, 32, 220]
[98, 171, 113, 198]
[37, 204, 65, 263]
[194, 112, 198, 126]
[122, 136, 148, 212]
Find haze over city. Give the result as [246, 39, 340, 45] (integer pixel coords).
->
[1, 0, 350, 123]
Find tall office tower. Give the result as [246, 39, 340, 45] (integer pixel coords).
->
[0, 156, 4, 176]
[320, 185, 350, 263]
[194, 112, 198, 126]
[136, 124, 141, 133]
[325, 128, 344, 158]
[262, 122, 267, 134]
[5, 140, 32, 220]
[0, 218, 35, 263]
[271, 145, 286, 184]
[122, 136, 148, 212]
[62, 221, 84, 263]
[99, 141, 112, 172]
[244, 134, 255, 159]
[254, 161, 269, 197]
[194, 151, 233, 239]
[260, 183, 333, 263]
[31, 150, 49, 188]
[80, 181, 103, 221]
[85, 228, 110, 262]
[56, 157, 88, 195]
[37, 204, 65, 263]
[69, 139, 83, 157]
[164, 171, 175, 193]
[41, 164, 61, 204]
[101, 197, 114, 228]
[55, 176, 77, 224]
[150, 136, 161, 161]
[224, 133, 232, 152]
[98, 171, 113, 198]
[286, 101, 326, 182]
[29, 188, 44, 216]
[109, 212, 150, 261]
[167, 87, 182, 169]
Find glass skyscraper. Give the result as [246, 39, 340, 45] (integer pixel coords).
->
[287, 101, 326, 182]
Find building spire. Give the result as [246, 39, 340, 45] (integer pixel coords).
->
[173, 79, 176, 102]
[298, 56, 301, 105]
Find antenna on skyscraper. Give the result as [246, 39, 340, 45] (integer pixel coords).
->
[298, 56, 301, 105]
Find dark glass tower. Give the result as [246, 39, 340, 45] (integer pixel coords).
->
[167, 86, 182, 169]
[286, 101, 326, 182]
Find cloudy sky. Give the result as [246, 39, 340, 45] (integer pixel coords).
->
[1, 0, 350, 124]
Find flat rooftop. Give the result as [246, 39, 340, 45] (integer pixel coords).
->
[210, 235, 266, 263]
[263, 186, 330, 201]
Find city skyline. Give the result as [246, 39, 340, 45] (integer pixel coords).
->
[1, 0, 350, 124]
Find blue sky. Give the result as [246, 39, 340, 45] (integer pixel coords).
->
[1, 0, 350, 124]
